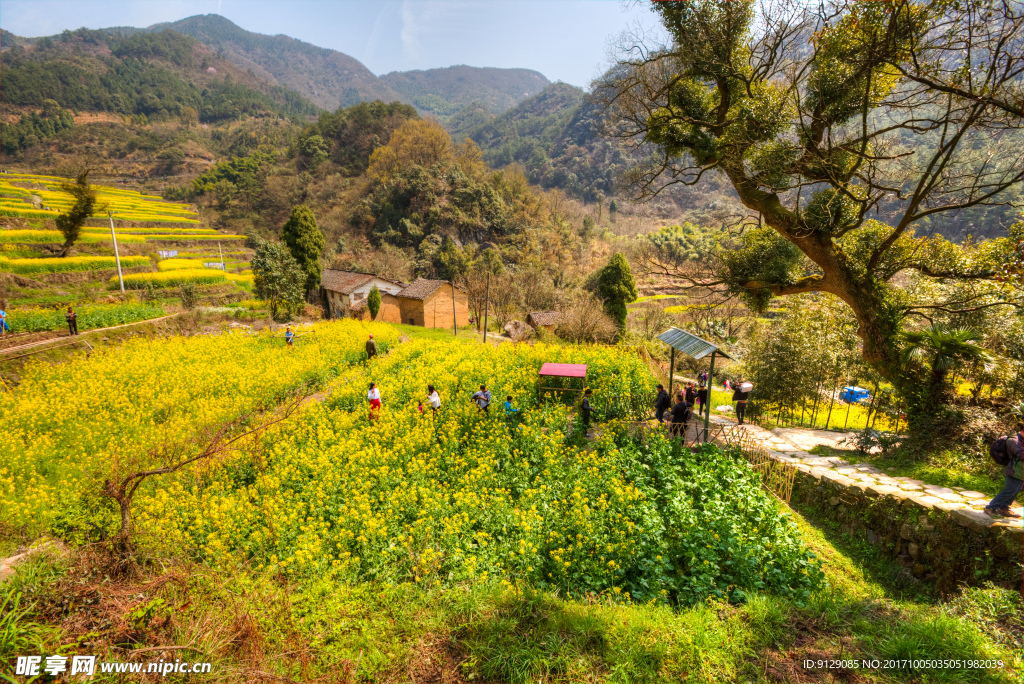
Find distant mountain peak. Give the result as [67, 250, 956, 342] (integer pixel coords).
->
[380, 65, 551, 117]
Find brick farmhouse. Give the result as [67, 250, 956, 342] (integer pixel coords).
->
[321, 270, 469, 329]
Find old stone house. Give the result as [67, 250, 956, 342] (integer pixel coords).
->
[320, 270, 406, 321]
[396, 278, 470, 328]
[320, 270, 469, 329]
[527, 311, 561, 335]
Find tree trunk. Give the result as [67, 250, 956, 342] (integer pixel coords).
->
[104, 479, 133, 551]
[724, 163, 906, 396]
[58, 238, 74, 258]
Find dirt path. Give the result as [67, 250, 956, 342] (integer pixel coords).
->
[0, 313, 180, 357]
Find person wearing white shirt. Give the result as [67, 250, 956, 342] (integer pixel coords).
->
[427, 384, 441, 412]
[367, 382, 382, 419]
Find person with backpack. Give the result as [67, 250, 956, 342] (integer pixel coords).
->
[985, 424, 1024, 518]
[668, 392, 691, 438]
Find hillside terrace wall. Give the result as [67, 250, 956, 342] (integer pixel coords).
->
[730, 425, 1023, 594]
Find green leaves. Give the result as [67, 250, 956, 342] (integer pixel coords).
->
[54, 169, 98, 256]
[251, 237, 306, 319]
[597, 253, 638, 338]
[719, 228, 806, 312]
[367, 285, 382, 320]
[281, 204, 325, 293]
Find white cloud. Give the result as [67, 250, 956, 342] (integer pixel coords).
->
[399, 0, 477, 65]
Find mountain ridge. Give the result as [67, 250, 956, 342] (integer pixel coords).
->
[3, 15, 553, 117]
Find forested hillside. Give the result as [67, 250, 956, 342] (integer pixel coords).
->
[459, 82, 1020, 240]
[461, 83, 746, 225]
[381, 65, 549, 118]
[0, 28, 321, 123]
[147, 14, 400, 110]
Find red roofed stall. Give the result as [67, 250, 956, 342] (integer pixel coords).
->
[537, 362, 588, 405]
[538, 363, 588, 379]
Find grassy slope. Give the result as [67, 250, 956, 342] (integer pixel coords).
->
[4, 496, 1020, 683]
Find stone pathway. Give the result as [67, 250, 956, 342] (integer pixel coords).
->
[713, 418, 1024, 526]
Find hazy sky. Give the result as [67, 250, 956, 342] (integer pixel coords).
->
[0, 0, 666, 86]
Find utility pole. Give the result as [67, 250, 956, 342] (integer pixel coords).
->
[452, 282, 457, 337]
[667, 347, 675, 403]
[108, 211, 124, 293]
[482, 272, 490, 344]
[703, 351, 716, 442]
[218, 241, 225, 271]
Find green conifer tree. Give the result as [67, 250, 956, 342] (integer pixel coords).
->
[56, 170, 98, 257]
[597, 253, 638, 340]
[281, 205, 325, 294]
[367, 285, 381, 320]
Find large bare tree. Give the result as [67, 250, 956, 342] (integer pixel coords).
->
[599, 0, 1023, 395]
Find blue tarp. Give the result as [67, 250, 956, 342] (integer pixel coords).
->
[840, 386, 871, 403]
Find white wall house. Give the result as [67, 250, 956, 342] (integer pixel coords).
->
[320, 270, 406, 319]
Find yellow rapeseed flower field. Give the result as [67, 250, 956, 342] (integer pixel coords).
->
[0, 320, 400, 534]
[134, 339, 658, 594]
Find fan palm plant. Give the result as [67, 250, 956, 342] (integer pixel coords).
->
[901, 324, 992, 400]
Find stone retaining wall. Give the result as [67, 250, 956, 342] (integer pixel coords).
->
[789, 464, 1023, 593]
[727, 423, 1024, 594]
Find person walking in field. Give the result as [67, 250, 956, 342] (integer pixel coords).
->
[367, 382, 382, 420]
[65, 306, 78, 336]
[427, 385, 441, 413]
[504, 395, 518, 416]
[724, 378, 732, 391]
[0, 307, 8, 336]
[654, 384, 670, 423]
[696, 385, 708, 415]
[285, 326, 294, 347]
[732, 380, 752, 426]
[471, 384, 492, 414]
[581, 388, 593, 431]
[366, 333, 378, 361]
[985, 423, 1023, 519]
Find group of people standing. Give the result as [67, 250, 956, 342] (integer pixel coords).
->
[653, 375, 753, 437]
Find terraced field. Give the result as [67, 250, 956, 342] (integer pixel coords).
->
[0, 229, 245, 245]
[0, 173, 199, 223]
[0, 255, 151, 274]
